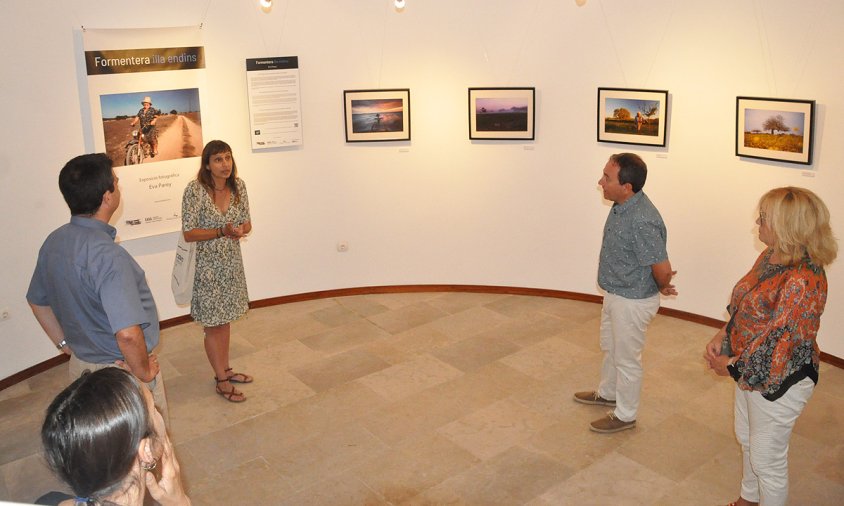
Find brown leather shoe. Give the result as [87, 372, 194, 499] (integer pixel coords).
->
[573, 391, 616, 406]
[590, 413, 635, 433]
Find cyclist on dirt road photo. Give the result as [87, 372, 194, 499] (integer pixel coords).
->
[130, 96, 161, 157]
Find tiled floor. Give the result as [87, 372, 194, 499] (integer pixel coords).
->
[2, 292, 843, 505]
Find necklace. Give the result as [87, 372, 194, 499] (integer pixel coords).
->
[213, 184, 227, 192]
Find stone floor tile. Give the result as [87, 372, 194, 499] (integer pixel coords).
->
[2, 293, 841, 505]
[289, 348, 391, 392]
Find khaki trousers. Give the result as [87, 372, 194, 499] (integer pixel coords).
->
[68, 353, 170, 428]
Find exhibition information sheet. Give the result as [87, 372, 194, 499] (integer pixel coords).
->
[246, 56, 303, 149]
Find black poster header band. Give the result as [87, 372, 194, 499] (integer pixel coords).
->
[246, 56, 298, 71]
[85, 46, 205, 75]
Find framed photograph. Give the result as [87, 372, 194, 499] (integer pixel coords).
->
[736, 96, 815, 165]
[597, 88, 668, 146]
[468, 87, 535, 140]
[343, 88, 410, 142]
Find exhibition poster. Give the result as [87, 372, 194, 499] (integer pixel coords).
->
[83, 26, 208, 240]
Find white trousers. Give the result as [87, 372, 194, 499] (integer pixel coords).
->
[597, 292, 660, 422]
[735, 377, 814, 506]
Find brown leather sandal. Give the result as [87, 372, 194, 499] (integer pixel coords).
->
[215, 377, 246, 402]
[225, 367, 253, 384]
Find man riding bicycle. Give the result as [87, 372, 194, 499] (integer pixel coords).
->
[130, 96, 161, 157]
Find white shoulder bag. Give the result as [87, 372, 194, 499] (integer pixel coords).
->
[171, 233, 196, 305]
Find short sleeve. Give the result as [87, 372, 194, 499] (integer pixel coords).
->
[632, 219, 668, 267]
[238, 179, 251, 223]
[26, 248, 50, 306]
[181, 181, 201, 232]
[94, 250, 149, 334]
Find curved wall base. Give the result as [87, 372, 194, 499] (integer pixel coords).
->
[3, 285, 841, 390]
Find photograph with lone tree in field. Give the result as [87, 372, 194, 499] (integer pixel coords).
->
[736, 97, 814, 165]
[742, 109, 805, 153]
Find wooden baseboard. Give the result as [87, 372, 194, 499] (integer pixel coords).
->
[160, 314, 194, 329]
[5, 285, 842, 391]
[656, 306, 725, 328]
[820, 352, 844, 369]
[0, 354, 69, 392]
[245, 284, 604, 311]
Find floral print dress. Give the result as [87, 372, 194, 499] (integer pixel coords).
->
[136, 107, 160, 142]
[181, 178, 250, 327]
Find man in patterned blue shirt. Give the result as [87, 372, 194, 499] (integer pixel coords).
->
[574, 153, 677, 433]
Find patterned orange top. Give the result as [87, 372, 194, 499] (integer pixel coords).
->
[722, 249, 826, 400]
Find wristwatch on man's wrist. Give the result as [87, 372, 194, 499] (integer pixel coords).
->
[56, 339, 67, 350]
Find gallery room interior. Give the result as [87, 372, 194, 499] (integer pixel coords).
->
[1, 0, 843, 504]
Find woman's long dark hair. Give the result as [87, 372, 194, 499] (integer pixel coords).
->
[41, 368, 154, 503]
[197, 139, 240, 204]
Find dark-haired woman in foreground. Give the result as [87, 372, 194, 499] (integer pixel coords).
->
[40, 367, 190, 506]
[705, 187, 837, 506]
[182, 140, 253, 402]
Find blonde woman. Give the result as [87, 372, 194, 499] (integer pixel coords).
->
[705, 187, 837, 506]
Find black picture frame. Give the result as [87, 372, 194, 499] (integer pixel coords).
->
[736, 96, 815, 165]
[597, 87, 668, 146]
[468, 87, 535, 140]
[343, 88, 411, 142]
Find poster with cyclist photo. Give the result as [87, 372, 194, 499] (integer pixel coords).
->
[99, 89, 203, 167]
[83, 26, 208, 241]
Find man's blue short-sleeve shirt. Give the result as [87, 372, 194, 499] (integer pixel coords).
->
[26, 216, 159, 363]
[598, 191, 668, 299]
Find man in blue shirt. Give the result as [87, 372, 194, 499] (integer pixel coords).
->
[574, 153, 676, 433]
[27, 153, 167, 420]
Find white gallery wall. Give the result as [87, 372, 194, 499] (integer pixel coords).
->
[1, 0, 842, 380]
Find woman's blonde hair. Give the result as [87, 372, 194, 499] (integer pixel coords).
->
[760, 186, 838, 266]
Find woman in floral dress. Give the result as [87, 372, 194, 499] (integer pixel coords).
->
[181, 140, 253, 402]
[705, 187, 837, 506]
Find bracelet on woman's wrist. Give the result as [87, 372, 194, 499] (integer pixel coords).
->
[216, 227, 223, 239]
